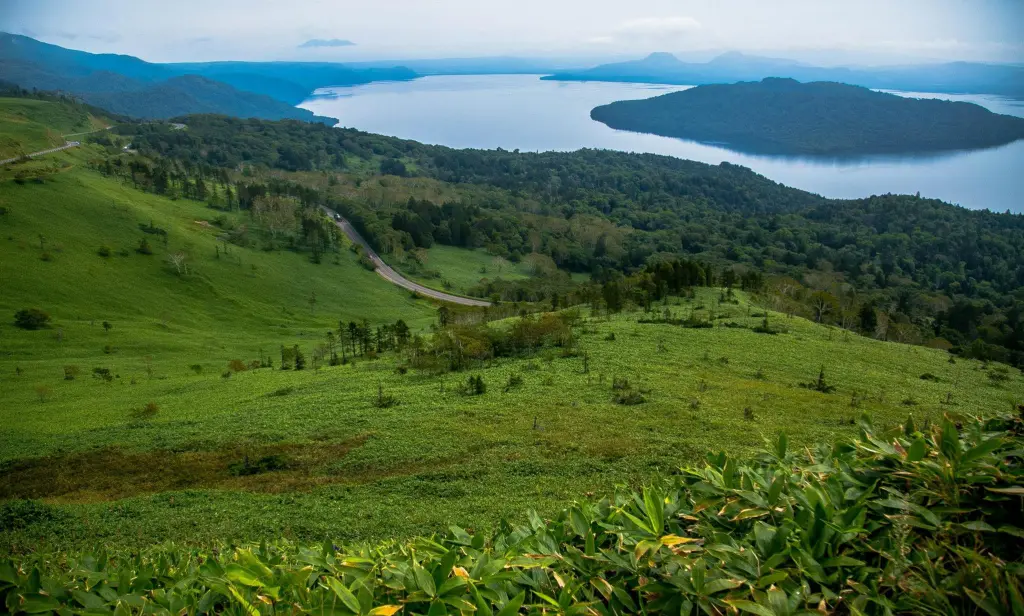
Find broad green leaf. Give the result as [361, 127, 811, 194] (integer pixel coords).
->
[325, 577, 362, 614]
[962, 437, 1004, 464]
[756, 571, 788, 588]
[227, 585, 260, 616]
[776, 433, 788, 459]
[496, 591, 525, 616]
[998, 525, 1024, 539]
[427, 599, 448, 616]
[703, 578, 743, 594]
[906, 437, 926, 462]
[71, 589, 107, 610]
[414, 564, 437, 598]
[823, 556, 865, 568]
[225, 564, 264, 588]
[725, 599, 776, 616]
[660, 534, 697, 546]
[643, 486, 666, 534]
[987, 486, 1024, 496]
[20, 594, 62, 614]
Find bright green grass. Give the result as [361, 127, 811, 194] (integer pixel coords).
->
[0, 98, 106, 159]
[1, 151, 1022, 555]
[396, 245, 533, 296]
[2, 288, 1021, 551]
[0, 161, 438, 406]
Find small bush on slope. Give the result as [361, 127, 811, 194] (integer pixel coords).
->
[2, 410, 1021, 615]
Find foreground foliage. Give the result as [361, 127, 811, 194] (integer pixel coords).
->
[3, 410, 1021, 615]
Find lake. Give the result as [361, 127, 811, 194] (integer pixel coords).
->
[299, 75, 1024, 213]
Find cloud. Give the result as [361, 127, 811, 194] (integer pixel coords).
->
[584, 16, 704, 48]
[298, 38, 356, 48]
[615, 16, 702, 39]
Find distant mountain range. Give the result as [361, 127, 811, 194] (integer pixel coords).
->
[545, 52, 1024, 99]
[0, 33, 418, 123]
[590, 78, 1024, 157]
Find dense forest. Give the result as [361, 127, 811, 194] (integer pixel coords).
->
[590, 78, 1024, 156]
[113, 114, 1024, 367]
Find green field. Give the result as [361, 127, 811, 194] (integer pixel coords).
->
[396, 245, 533, 295]
[2, 159, 1021, 552]
[0, 97, 107, 159]
[1, 106, 1022, 561]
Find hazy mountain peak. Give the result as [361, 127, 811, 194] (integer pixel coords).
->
[641, 52, 682, 65]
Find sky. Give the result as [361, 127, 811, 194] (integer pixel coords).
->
[2, 0, 1022, 65]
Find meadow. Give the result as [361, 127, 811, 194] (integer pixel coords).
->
[1, 118, 1022, 558]
[0, 97, 108, 159]
[396, 245, 532, 295]
[2, 161, 1021, 549]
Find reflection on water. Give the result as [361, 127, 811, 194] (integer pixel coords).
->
[300, 75, 1024, 213]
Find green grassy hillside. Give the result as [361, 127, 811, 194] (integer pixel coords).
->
[397, 245, 533, 295]
[2, 160, 1021, 549]
[1, 104, 1022, 561]
[0, 97, 107, 158]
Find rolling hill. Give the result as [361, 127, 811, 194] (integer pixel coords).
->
[0, 94, 110, 158]
[0, 33, 419, 123]
[590, 78, 1024, 156]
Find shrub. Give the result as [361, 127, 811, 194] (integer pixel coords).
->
[503, 373, 524, 392]
[4, 413, 1024, 614]
[14, 308, 50, 330]
[373, 383, 398, 408]
[989, 367, 1011, 383]
[800, 365, 836, 393]
[611, 376, 631, 391]
[268, 386, 295, 397]
[614, 389, 646, 405]
[92, 367, 113, 383]
[136, 238, 153, 255]
[63, 365, 80, 381]
[228, 454, 287, 476]
[97, 245, 112, 258]
[188, 364, 203, 375]
[34, 384, 51, 402]
[228, 359, 248, 373]
[743, 406, 755, 421]
[132, 401, 159, 419]
[0, 499, 64, 531]
[920, 372, 941, 382]
[464, 375, 486, 396]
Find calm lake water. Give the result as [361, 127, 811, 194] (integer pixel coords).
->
[299, 75, 1024, 213]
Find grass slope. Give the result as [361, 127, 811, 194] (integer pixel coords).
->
[0, 114, 1021, 556]
[0, 97, 106, 158]
[398, 245, 533, 296]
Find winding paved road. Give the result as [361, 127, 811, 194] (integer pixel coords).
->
[330, 213, 491, 307]
[1, 125, 113, 166]
[0, 141, 81, 166]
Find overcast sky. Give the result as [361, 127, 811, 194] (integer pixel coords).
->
[2, 0, 1022, 64]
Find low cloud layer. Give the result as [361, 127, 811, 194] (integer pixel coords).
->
[2, 0, 1020, 63]
[299, 38, 356, 48]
